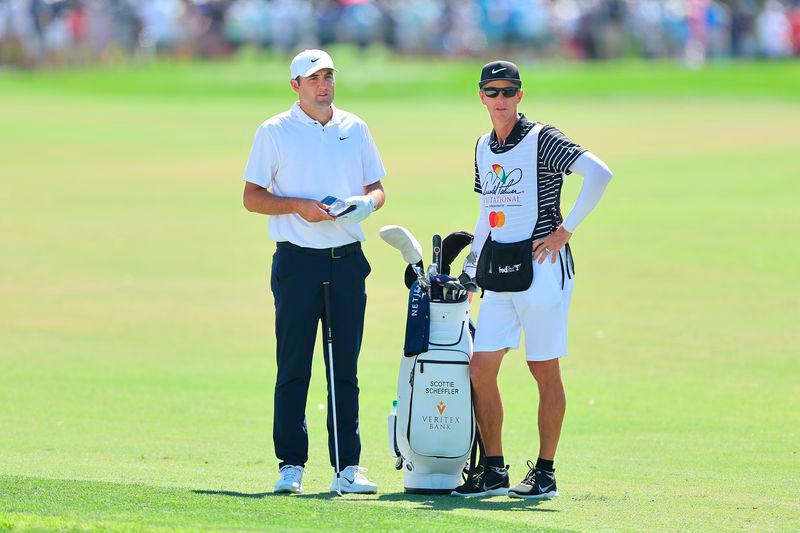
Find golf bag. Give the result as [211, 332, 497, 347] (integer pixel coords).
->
[389, 287, 476, 494]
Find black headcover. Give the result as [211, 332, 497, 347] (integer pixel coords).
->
[441, 231, 473, 275]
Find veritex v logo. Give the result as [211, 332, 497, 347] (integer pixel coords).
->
[436, 401, 446, 415]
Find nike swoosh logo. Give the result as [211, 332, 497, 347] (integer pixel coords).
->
[491, 67, 507, 74]
[339, 136, 349, 141]
[537, 482, 554, 493]
[311, 57, 319, 63]
[343, 476, 354, 484]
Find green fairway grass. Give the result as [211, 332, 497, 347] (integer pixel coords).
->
[1, 54, 798, 531]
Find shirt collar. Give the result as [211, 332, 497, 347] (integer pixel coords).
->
[489, 113, 535, 154]
[290, 102, 341, 126]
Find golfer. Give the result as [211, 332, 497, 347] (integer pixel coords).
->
[453, 61, 613, 498]
[241, 49, 385, 494]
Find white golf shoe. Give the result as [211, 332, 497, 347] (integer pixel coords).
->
[274, 465, 304, 494]
[331, 465, 378, 494]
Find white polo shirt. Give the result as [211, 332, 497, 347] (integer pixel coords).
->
[243, 102, 386, 248]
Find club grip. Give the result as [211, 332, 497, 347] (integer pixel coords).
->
[322, 281, 333, 343]
[432, 234, 442, 271]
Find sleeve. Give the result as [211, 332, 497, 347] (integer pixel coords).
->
[361, 122, 386, 186]
[538, 125, 587, 176]
[242, 125, 278, 189]
[561, 152, 613, 233]
[465, 200, 490, 278]
[473, 137, 482, 194]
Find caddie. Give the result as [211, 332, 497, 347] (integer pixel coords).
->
[242, 49, 386, 495]
[452, 60, 613, 499]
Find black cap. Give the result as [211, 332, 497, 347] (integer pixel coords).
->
[479, 60, 522, 88]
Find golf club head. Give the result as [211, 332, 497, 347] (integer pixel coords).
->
[404, 260, 424, 289]
[412, 264, 429, 289]
[458, 272, 479, 293]
[441, 231, 473, 275]
[379, 225, 424, 265]
[462, 250, 478, 272]
[427, 263, 439, 279]
[444, 280, 463, 301]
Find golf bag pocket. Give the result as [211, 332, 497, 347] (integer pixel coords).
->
[407, 350, 473, 458]
[476, 235, 534, 292]
[404, 281, 430, 356]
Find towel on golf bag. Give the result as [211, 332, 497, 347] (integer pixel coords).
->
[403, 281, 430, 357]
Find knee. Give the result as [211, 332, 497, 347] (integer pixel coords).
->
[527, 359, 562, 387]
[470, 350, 504, 385]
[470, 360, 487, 384]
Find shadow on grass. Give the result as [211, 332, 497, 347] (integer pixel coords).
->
[192, 489, 338, 501]
[193, 489, 557, 511]
[376, 492, 558, 512]
[192, 490, 270, 499]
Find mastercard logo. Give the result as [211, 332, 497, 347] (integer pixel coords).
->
[489, 211, 506, 228]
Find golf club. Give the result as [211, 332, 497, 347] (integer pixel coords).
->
[458, 251, 479, 293]
[427, 264, 440, 300]
[379, 225, 428, 289]
[322, 281, 342, 496]
[432, 234, 442, 272]
[440, 231, 473, 275]
[412, 264, 429, 289]
[379, 225, 424, 265]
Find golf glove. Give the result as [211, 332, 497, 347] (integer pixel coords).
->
[339, 195, 376, 224]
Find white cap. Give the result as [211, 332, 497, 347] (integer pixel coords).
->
[290, 49, 337, 80]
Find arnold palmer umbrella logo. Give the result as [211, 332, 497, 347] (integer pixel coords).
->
[483, 163, 523, 196]
[492, 164, 508, 183]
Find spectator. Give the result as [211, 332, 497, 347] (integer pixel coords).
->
[788, 1, 800, 54]
[756, 0, 792, 57]
[0, 0, 797, 68]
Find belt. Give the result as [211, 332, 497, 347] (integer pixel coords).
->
[277, 240, 361, 259]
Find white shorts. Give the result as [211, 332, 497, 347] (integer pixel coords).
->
[473, 248, 574, 361]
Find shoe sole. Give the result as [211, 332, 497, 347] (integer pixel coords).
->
[450, 486, 509, 498]
[274, 488, 303, 494]
[507, 490, 559, 500]
[330, 485, 378, 494]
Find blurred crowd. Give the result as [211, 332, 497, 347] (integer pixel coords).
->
[1, 0, 800, 67]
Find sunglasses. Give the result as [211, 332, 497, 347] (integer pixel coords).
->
[482, 86, 520, 98]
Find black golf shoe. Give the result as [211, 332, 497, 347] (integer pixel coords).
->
[451, 464, 509, 497]
[507, 460, 559, 499]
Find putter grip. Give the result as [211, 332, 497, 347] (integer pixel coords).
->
[322, 282, 333, 342]
[432, 234, 442, 271]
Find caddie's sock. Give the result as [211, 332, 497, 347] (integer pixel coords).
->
[536, 458, 554, 472]
[486, 456, 505, 469]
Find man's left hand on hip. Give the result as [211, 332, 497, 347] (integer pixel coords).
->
[532, 225, 572, 264]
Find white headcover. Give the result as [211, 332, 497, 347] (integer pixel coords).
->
[379, 225, 423, 265]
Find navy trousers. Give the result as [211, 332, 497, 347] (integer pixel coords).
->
[270, 242, 370, 469]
